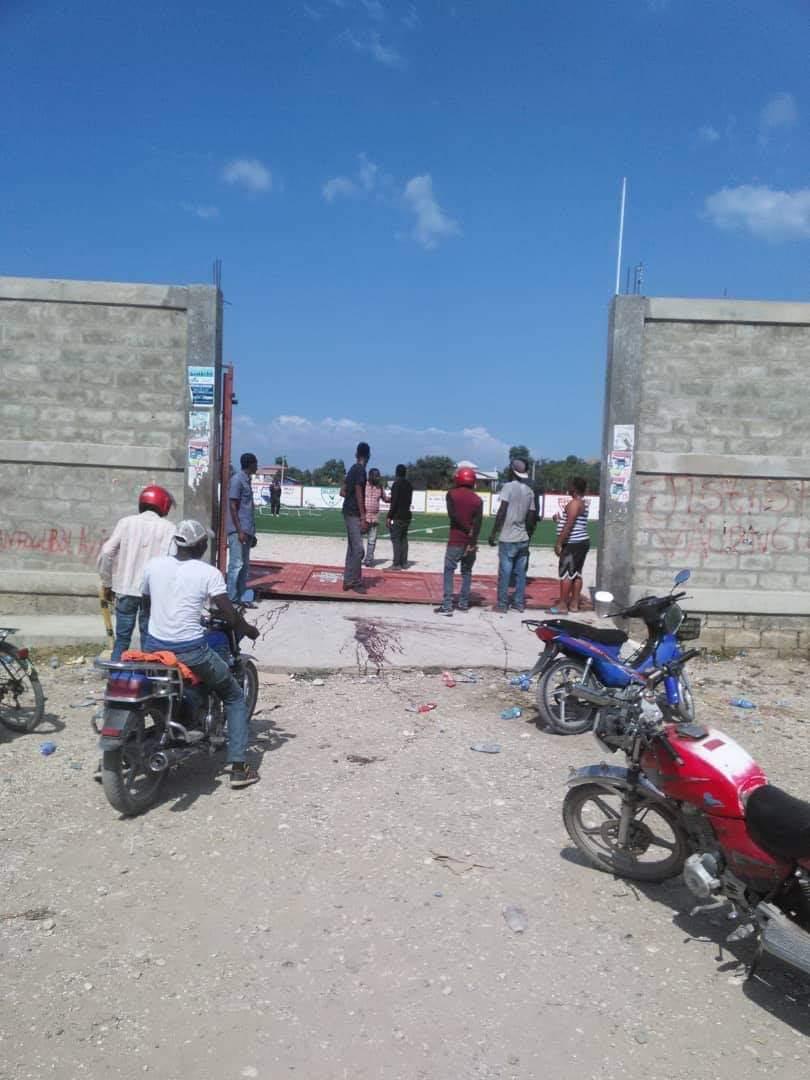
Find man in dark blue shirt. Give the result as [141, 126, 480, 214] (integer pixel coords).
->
[227, 452, 258, 604]
[341, 441, 370, 592]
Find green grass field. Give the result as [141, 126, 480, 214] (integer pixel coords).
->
[255, 508, 597, 547]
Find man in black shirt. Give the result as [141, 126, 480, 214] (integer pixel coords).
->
[341, 441, 370, 591]
[387, 464, 413, 570]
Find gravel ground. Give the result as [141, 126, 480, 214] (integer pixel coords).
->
[2, 651, 810, 1079]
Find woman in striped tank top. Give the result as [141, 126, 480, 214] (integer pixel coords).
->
[553, 476, 590, 612]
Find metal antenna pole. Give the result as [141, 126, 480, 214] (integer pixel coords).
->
[614, 178, 627, 296]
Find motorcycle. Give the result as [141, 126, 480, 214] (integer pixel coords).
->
[95, 605, 259, 817]
[524, 569, 701, 735]
[563, 653, 810, 981]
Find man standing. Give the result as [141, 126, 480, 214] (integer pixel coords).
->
[97, 485, 176, 660]
[141, 520, 261, 789]
[435, 466, 483, 616]
[227, 452, 258, 605]
[362, 468, 390, 567]
[270, 476, 282, 516]
[387, 464, 413, 570]
[489, 457, 537, 613]
[341, 441, 370, 592]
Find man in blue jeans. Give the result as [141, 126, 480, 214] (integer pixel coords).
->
[435, 466, 483, 616]
[227, 452, 258, 604]
[489, 458, 537, 613]
[141, 519, 261, 789]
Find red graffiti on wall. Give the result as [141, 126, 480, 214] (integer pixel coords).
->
[639, 476, 809, 562]
[0, 526, 110, 562]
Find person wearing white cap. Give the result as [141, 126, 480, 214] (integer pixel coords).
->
[489, 458, 537, 613]
[139, 519, 261, 789]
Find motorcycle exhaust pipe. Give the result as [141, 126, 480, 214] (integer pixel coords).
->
[755, 902, 810, 977]
[148, 747, 200, 773]
[570, 683, 615, 708]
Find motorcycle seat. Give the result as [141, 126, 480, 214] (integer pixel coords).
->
[745, 784, 810, 860]
[544, 619, 628, 647]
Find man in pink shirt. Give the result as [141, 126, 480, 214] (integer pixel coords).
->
[97, 485, 176, 659]
[362, 468, 390, 567]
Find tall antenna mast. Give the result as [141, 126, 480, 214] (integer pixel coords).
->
[614, 178, 627, 296]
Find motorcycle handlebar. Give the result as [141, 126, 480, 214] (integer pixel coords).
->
[643, 648, 702, 688]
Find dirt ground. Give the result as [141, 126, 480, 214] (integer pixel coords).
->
[2, 650, 810, 1080]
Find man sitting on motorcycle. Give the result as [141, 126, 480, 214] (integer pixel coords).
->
[141, 519, 261, 790]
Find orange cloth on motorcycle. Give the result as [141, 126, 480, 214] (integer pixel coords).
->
[121, 649, 201, 685]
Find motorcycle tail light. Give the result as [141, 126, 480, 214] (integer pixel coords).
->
[105, 672, 152, 698]
[536, 626, 557, 643]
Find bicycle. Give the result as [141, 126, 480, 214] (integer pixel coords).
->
[0, 629, 45, 733]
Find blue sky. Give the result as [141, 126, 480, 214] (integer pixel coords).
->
[2, 0, 808, 471]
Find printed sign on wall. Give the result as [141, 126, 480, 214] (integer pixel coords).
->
[187, 365, 215, 407]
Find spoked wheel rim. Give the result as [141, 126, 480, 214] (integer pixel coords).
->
[677, 673, 695, 721]
[565, 785, 687, 880]
[0, 650, 44, 732]
[543, 660, 596, 733]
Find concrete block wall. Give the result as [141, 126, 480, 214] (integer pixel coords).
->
[600, 297, 810, 653]
[0, 277, 222, 614]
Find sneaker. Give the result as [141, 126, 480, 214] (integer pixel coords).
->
[230, 763, 260, 789]
[457, 603, 470, 613]
[512, 605, 526, 613]
[434, 606, 453, 617]
[495, 604, 508, 613]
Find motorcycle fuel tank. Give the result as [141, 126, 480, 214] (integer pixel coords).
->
[641, 725, 767, 818]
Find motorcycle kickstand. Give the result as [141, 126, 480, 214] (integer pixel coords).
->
[745, 938, 764, 982]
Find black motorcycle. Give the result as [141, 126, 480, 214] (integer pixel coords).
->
[95, 613, 259, 816]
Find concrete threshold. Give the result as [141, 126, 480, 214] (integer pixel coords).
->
[3, 599, 601, 673]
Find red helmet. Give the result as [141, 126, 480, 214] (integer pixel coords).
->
[138, 485, 174, 517]
[454, 467, 477, 488]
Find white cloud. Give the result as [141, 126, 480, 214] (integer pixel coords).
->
[696, 124, 720, 144]
[233, 413, 509, 471]
[402, 4, 420, 29]
[360, 0, 385, 19]
[322, 176, 358, 202]
[340, 29, 404, 67]
[704, 184, 810, 241]
[222, 158, 272, 192]
[322, 153, 380, 202]
[181, 203, 220, 220]
[403, 174, 460, 250]
[760, 92, 799, 138]
[646, 0, 670, 10]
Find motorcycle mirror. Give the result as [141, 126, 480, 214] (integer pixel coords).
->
[241, 588, 255, 604]
[673, 569, 691, 587]
[594, 590, 614, 618]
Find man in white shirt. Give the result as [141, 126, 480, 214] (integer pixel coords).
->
[97, 485, 177, 660]
[141, 519, 261, 790]
[488, 458, 538, 613]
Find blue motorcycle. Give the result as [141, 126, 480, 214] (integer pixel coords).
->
[524, 570, 701, 735]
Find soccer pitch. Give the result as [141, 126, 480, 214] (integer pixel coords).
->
[255, 509, 596, 547]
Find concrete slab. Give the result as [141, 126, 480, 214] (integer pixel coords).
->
[3, 599, 603, 672]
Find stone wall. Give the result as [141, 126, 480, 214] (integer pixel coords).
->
[600, 296, 810, 653]
[0, 277, 222, 614]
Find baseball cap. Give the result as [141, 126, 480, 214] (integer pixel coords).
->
[511, 458, 529, 479]
[174, 519, 215, 547]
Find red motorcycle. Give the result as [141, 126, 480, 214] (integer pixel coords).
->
[564, 652, 810, 980]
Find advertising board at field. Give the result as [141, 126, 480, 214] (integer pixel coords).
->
[302, 486, 343, 510]
[490, 492, 600, 520]
[252, 477, 303, 509]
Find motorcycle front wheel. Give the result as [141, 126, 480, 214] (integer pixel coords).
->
[0, 644, 45, 732]
[101, 713, 166, 817]
[676, 672, 695, 722]
[563, 783, 689, 882]
[536, 657, 597, 735]
[241, 659, 259, 720]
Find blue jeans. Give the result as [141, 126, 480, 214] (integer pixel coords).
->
[498, 542, 530, 609]
[363, 522, 379, 566]
[112, 595, 150, 661]
[227, 533, 252, 602]
[343, 514, 365, 586]
[442, 544, 476, 609]
[145, 637, 249, 765]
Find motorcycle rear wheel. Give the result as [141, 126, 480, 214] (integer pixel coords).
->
[536, 657, 597, 735]
[563, 783, 689, 882]
[101, 714, 166, 817]
[0, 644, 45, 732]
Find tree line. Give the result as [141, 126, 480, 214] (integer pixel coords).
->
[273, 448, 599, 493]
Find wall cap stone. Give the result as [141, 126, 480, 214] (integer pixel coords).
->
[0, 440, 185, 471]
[635, 451, 810, 480]
[0, 276, 212, 310]
[646, 297, 810, 325]
[629, 585, 810, 615]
